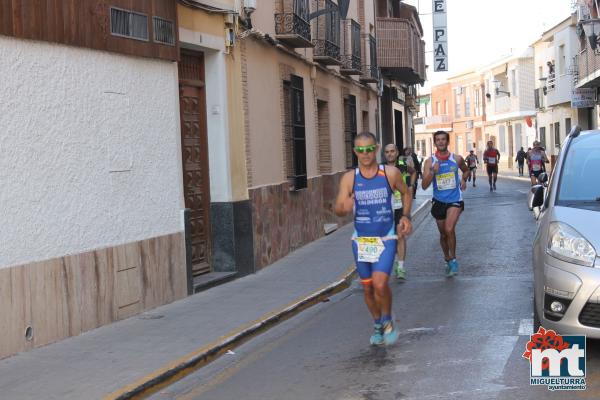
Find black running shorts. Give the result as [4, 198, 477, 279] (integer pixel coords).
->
[431, 199, 465, 220]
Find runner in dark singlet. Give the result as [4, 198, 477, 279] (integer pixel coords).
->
[465, 150, 479, 187]
[483, 141, 500, 192]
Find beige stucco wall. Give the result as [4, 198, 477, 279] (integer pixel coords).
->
[244, 41, 378, 187]
[228, 43, 250, 201]
[245, 39, 288, 187]
[178, 4, 227, 38]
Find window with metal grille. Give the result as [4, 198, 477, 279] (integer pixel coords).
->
[153, 16, 175, 45]
[284, 75, 307, 190]
[539, 127, 546, 148]
[110, 7, 148, 41]
[344, 95, 358, 169]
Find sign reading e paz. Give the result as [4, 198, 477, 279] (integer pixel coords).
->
[432, 0, 448, 72]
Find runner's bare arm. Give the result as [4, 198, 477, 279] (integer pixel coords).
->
[421, 157, 434, 189]
[386, 166, 413, 236]
[334, 171, 354, 217]
[456, 155, 470, 191]
[408, 166, 417, 187]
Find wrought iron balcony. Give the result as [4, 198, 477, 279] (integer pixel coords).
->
[274, 0, 312, 48]
[341, 54, 361, 75]
[313, 39, 341, 65]
[360, 34, 378, 82]
[312, 0, 341, 65]
[360, 64, 379, 82]
[340, 19, 361, 75]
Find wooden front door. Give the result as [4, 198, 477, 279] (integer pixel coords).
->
[179, 51, 211, 275]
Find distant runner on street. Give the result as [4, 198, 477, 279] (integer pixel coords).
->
[527, 141, 550, 185]
[465, 150, 479, 187]
[515, 147, 527, 177]
[483, 141, 500, 191]
[335, 133, 412, 346]
[383, 144, 416, 281]
[422, 131, 469, 277]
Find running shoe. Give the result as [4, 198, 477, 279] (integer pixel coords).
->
[493, 183, 497, 191]
[394, 261, 406, 281]
[382, 320, 399, 345]
[447, 259, 459, 277]
[370, 323, 384, 345]
[489, 186, 493, 192]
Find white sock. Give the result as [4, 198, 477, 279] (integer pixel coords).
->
[397, 260, 404, 268]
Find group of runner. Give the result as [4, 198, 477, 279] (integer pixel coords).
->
[334, 130, 552, 346]
[334, 130, 469, 346]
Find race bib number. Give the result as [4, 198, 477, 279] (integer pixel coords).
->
[392, 190, 403, 210]
[487, 157, 497, 165]
[436, 172, 456, 191]
[532, 163, 542, 172]
[355, 237, 385, 263]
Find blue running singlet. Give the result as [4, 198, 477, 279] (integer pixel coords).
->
[431, 153, 463, 204]
[351, 165, 397, 282]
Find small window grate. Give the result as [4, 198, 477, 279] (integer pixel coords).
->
[110, 7, 149, 41]
[153, 17, 175, 46]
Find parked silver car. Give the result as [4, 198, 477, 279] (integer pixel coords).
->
[532, 128, 600, 336]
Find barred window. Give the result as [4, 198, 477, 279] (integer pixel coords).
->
[110, 7, 148, 41]
[283, 75, 307, 190]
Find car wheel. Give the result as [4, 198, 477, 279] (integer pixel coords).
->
[533, 298, 541, 333]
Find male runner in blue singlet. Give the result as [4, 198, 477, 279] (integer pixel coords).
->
[422, 131, 470, 277]
[335, 132, 413, 346]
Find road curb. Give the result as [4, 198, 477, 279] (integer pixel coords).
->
[497, 174, 530, 183]
[104, 266, 357, 400]
[105, 198, 432, 400]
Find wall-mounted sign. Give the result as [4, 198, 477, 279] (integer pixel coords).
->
[432, 0, 448, 72]
[572, 88, 597, 108]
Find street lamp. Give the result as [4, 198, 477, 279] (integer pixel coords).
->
[580, 18, 600, 50]
[493, 80, 510, 97]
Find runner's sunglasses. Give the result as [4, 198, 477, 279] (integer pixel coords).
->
[354, 144, 377, 153]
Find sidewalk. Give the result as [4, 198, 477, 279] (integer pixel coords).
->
[0, 195, 431, 400]
[497, 167, 531, 182]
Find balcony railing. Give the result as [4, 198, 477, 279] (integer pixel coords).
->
[314, 40, 341, 64]
[360, 34, 378, 83]
[360, 64, 379, 83]
[274, 0, 312, 48]
[575, 46, 600, 87]
[340, 19, 361, 75]
[312, 0, 341, 65]
[494, 96, 511, 114]
[422, 115, 451, 125]
[376, 17, 425, 84]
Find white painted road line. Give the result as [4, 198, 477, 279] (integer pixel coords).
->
[518, 318, 534, 335]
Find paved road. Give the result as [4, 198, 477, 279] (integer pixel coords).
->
[150, 178, 600, 400]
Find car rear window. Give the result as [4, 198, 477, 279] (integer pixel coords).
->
[556, 133, 600, 207]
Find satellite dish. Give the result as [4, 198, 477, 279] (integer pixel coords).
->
[339, 0, 349, 19]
